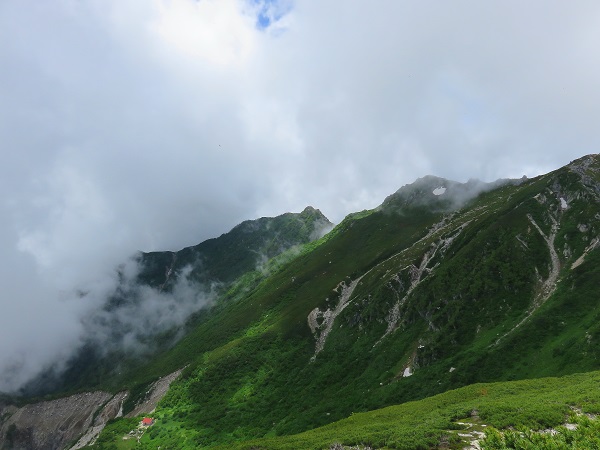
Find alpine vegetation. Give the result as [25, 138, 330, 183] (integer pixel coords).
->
[2, 155, 600, 450]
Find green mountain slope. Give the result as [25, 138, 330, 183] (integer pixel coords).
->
[137, 205, 332, 288]
[7, 155, 600, 450]
[16, 207, 332, 398]
[83, 154, 600, 449]
[216, 370, 600, 450]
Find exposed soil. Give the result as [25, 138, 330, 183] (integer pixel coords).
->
[0, 369, 181, 450]
[0, 391, 113, 450]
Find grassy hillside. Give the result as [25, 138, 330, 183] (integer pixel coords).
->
[78, 155, 600, 448]
[92, 370, 600, 449]
[16, 207, 332, 399]
[223, 370, 600, 450]
[137, 206, 332, 287]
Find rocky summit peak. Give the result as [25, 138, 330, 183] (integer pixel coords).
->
[380, 175, 496, 213]
[567, 153, 600, 174]
[300, 205, 330, 222]
[301, 205, 319, 216]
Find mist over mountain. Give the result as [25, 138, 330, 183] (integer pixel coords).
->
[1, 207, 331, 396]
[379, 175, 520, 213]
[2, 0, 599, 414]
[1, 155, 599, 450]
[3, 2, 600, 448]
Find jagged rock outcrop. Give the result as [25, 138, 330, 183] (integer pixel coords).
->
[125, 369, 182, 418]
[0, 369, 181, 450]
[0, 391, 114, 450]
[70, 391, 127, 449]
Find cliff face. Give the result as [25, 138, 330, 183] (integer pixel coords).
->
[0, 391, 114, 450]
[0, 370, 181, 450]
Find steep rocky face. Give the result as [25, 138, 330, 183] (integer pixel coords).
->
[0, 370, 181, 450]
[0, 391, 114, 450]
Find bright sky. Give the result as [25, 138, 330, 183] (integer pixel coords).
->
[1, 0, 599, 391]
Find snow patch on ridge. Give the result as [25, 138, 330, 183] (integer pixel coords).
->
[560, 197, 568, 209]
[433, 186, 447, 196]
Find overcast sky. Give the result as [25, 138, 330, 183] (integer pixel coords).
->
[1, 0, 599, 391]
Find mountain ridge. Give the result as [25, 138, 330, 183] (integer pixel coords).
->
[136, 205, 332, 287]
[12, 206, 332, 400]
[1, 154, 600, 449]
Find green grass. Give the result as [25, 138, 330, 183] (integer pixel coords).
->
[481, 414, 600, 449]
[92, 370, 600, 449]
[57, 156, 600, 449]
[220, 371, 600, 450]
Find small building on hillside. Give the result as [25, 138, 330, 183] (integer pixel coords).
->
[141, 417, 154, 427]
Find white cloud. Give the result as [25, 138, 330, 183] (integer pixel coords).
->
[1, 0, 600, 391]
[150, 0, 258, 67]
